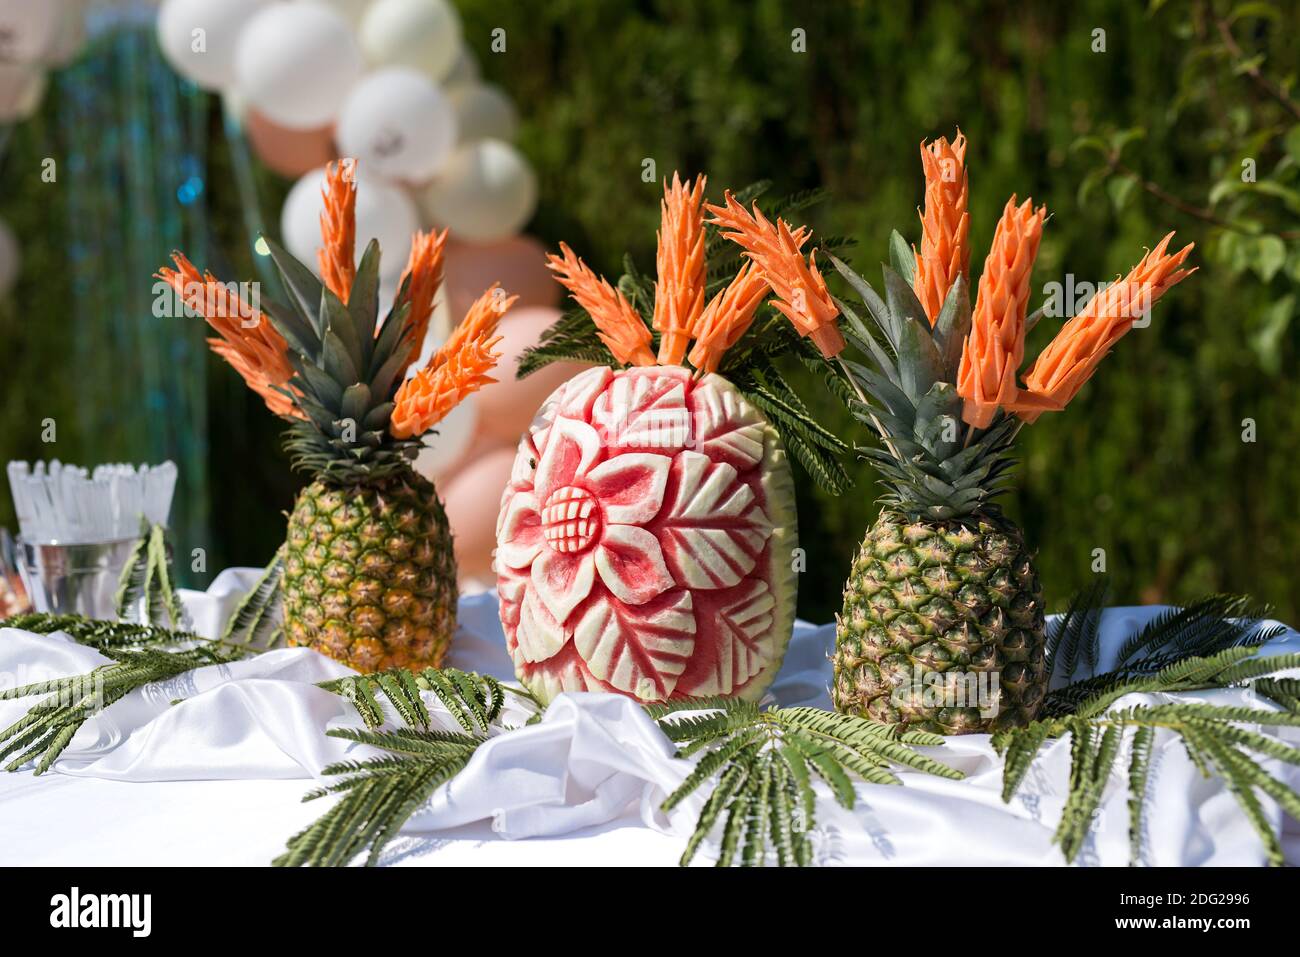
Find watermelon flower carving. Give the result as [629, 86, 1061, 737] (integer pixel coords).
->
[497, 365, 796, 703]
[497, 173, 842, 704]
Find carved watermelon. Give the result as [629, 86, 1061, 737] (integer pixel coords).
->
[495, 364, 798, 703]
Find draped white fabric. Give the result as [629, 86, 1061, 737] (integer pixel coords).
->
[0, 568, 1297, 866]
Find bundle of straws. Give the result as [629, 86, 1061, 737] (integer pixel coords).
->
[6, 461, 177, 544]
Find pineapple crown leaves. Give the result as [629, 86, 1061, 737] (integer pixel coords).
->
[261, 236, 425, 485]
[995, 580, 1300, 866]
[831, 249, 1018, 520]
[646, 696, 962, 867]
[519, 179, 851, 494]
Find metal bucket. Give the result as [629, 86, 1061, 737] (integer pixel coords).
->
[16, 538, 139, 619]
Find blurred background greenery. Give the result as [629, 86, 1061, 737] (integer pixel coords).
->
[2, 0, 1297, 623]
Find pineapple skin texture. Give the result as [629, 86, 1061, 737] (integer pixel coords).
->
[282, 472, 457, 673]
[833, 510, 1046, 734]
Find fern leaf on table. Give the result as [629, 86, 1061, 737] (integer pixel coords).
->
[221, 548, 286, 650]
[278, 667, 534, 867]
[0, 643, 236, 774]
[652, 697, 962, 867]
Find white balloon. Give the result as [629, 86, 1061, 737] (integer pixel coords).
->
[413, 394, 477, 480]
[295, 0, 371, 30]
[442, 44, 479, 90]
[157, 0, 268, 91]
[419, 140, 537, 244]
[235, 4, 361, 129]
[448, 84, 517, 144]
[0, 219, 20, 298]
[0, 0, 62, 63]
[336, 68, 456, 184]
[0, 62, 46, 122]
[360, 0, 461, 82]
[281, 166, 419, 281]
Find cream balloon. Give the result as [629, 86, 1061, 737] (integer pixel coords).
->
[234, 3, 362, 129]
[281, 166, 419, 280]
[0, 63, 46, 122]
[448, 84, 518, 143]
[419, 139, 537, 243]
[360, 0, 461, 82]
[440, 445, 517, 581]
[475, 307, 587, 443]
[295, 0, 370, 29]
[412, 394, 478, 480]
[442, 235, 560, 319]
[336, 68, 457, 184]
[0, 0, 62, 63]
[442, 45, 480, 90]
[0, 219, 21, 297]
[157, 0, 268, 91]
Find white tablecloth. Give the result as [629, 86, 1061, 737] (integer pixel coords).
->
[1, 569, 1297, 866]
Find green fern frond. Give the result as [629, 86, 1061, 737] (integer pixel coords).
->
[0, 613, 198, 649]
[0, 643, 236, 774]
[278, 665, 540, 867]
[656, 700, 962, 867]
[221, 549, 286, 650]
[113, 522, 188, 630]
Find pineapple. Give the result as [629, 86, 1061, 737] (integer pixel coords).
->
[158, 161, 512, 672]
[824, 133, 1194, 734]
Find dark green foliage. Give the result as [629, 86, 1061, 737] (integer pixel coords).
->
[647, 696, 963, 866]
[996, 586, 1300, 865]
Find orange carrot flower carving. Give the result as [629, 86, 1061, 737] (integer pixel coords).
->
[686, 261, 770, 375]
[394, 228, 448, 376]
[914, 131, 970, 325]
[1017, 233, 1195, 422]
[156, 252, 299, 418]
[390, 285, 517, 439]
[546, 241, 655, 367]
[318, 159, 357, 303]
[706, 191, 844, 358]
[957, 196, 1049, 429]
[653, 173, 707, 365]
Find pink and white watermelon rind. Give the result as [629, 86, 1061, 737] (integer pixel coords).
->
[495, 365, 799, 705]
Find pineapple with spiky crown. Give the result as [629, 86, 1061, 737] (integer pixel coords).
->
[716, 132, 1195, 734]
[157, 160, 516, 672]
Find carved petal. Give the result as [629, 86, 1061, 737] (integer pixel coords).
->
[531, 547, 596, 623]
[594, 524, 675, 604]
[573, 588, 695, 699]
[496, 563, 529, 648]
[496, 491, 543, 569]
[681, 579, 776, 696]
[583, 452, 670, 525]
[515, 586, 570, 663]
[509, 432, 540, 493]
[556, 365, 613, 418]
[653, 451, 773, 589]
[691, 374, 768, 471]
[534, 417, 602, 504]
[591, 367, 692, 453]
